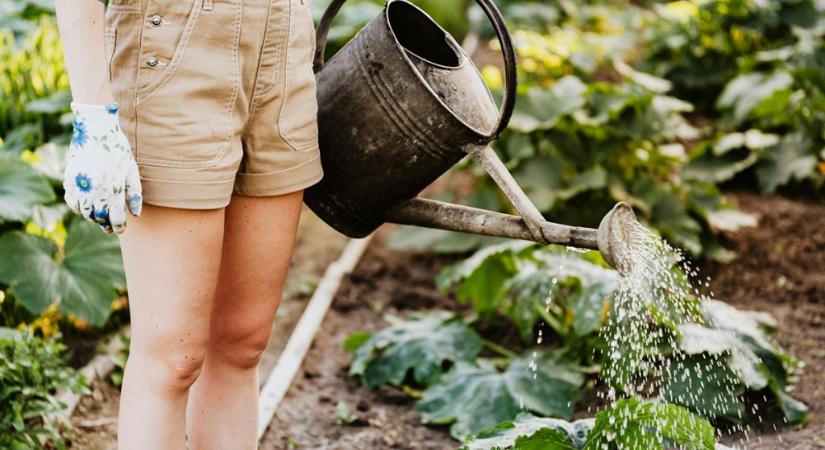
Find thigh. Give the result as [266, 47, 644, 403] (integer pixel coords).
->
[118, 204, 226, 360]
[209, 192, 304, 341]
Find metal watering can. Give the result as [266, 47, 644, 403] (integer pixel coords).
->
[305, 0, 639, 272]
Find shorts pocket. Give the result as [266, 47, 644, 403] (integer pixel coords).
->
[278, 0, 320, 152]
[133, 0, 242, 168]
[105, 4, 143, 150]
[136, 0, 202, 100]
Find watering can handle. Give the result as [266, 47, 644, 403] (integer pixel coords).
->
[313, 0, 518, 139]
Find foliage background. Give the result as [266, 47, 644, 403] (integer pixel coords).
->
[0, 0, 820, 446]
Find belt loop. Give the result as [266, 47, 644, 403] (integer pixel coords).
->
[203, 0, 213, 11]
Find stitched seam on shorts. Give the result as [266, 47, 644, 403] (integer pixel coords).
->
[258, 2, 290, 97]
[218, 0, 243, 161]
[108, 4, 142, 13]
[139, 175, 237, 184]
[236, 151, 320, 178]
[243, 0, 289, 136]
[275, 0, 299, 151]
[135, 0, 202, 103]
[239, 0, 273, 139]
[132, 3, 146, 161]
[241, 0, 290, 139]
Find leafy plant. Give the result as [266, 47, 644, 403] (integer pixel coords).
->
[0, 216, 126, 326]
[109, 333, 130, 388]
[461, 398, 723, 450]
[0, 327, 87, 449]
[437, 242, 616, 344]
[348, 311, 484, 388]
[663, 299, 809, 425]
[417, 352, 585, 439]
[642, 0, 825, 193]
[0, 17, 70, 151]
[0, 151, 55, 224]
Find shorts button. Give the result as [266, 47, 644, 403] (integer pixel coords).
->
[146, 56, 159, 67]
[150, 14, 162, 26]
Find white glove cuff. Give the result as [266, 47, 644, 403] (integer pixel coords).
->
[70, 102, 122, 121]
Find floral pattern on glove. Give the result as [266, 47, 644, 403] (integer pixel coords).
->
[63, 102, 143, 234]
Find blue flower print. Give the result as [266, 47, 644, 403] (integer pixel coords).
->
[75, 173, 93, 193]
[127, 193, 142, 215]
[106, 103, 119, 115]
[72, 118, 88, 148]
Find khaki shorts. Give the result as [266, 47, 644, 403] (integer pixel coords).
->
[104, 0, 324, 209]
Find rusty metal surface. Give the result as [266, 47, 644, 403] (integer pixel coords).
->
[384, 198, 600, 250]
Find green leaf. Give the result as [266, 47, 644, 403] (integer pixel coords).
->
[349, 311, 483, 389]
[461, 414, 590, 450]
[583, 398, 716, 450]
[334, 401, 362, 425]
[661, 354, 746, 422]
[510, 77, 587, 133]
[755, 132, 818, 194]
[717, 72, 793, 124]
[27, 142, 67, 183]
[417, 352, 584, 439]
[0, 152, 55, 224]
[684, 148, 759, 183]
[665, 300, 808, 424]
[613, 59, 673, 94]
[437, 242, 532, 317]
[343, 331, 371, 352]
[24, 90, 71, 115]
[0, 217, 125, 325]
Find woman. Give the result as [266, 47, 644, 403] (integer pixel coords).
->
[55, 0, 324, 448]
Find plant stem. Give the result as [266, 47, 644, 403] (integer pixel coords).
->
[483, 339, 518, 359]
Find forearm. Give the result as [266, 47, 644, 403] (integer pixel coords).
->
[55, 0, 114, 104]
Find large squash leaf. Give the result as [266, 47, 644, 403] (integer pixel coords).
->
[461, 413, 590, 450]
[664, 300, 808, 424]
[436, 242, 533, 318]
[348, 311, 483, 389]
[755, 132, 818, 194]
[509, 76, 587, 133]
[583, 398, 716, 450]
[0, 217, 125, 326]
[662, 354, 746, 422]
[0, 152, 54, 224]
[417, 352, 584, 439]
[460, 399, 723, 450]
[439, 245, 617, 343]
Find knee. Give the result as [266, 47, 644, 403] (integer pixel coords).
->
[131, 341, 208, 393]
[210, 318, 273, 370]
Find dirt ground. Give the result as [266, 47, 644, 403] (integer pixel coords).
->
[262, 192, 825, 450]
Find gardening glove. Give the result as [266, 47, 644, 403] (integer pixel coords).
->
[63, 102, 143, 234]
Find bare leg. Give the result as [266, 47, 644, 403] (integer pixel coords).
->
[117, 204, 226, 450]
[186, 192, 304, 449]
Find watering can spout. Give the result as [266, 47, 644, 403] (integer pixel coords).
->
[384, 198, 638, 274]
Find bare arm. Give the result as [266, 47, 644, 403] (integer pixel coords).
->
[55, 0, 114, 104]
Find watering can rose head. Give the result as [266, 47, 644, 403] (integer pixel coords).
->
[598, 202, 640, 275]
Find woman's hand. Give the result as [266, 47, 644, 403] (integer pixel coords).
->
[63, 102, 142, 234]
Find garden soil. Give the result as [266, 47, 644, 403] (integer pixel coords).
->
[262, 192, 824, 450]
